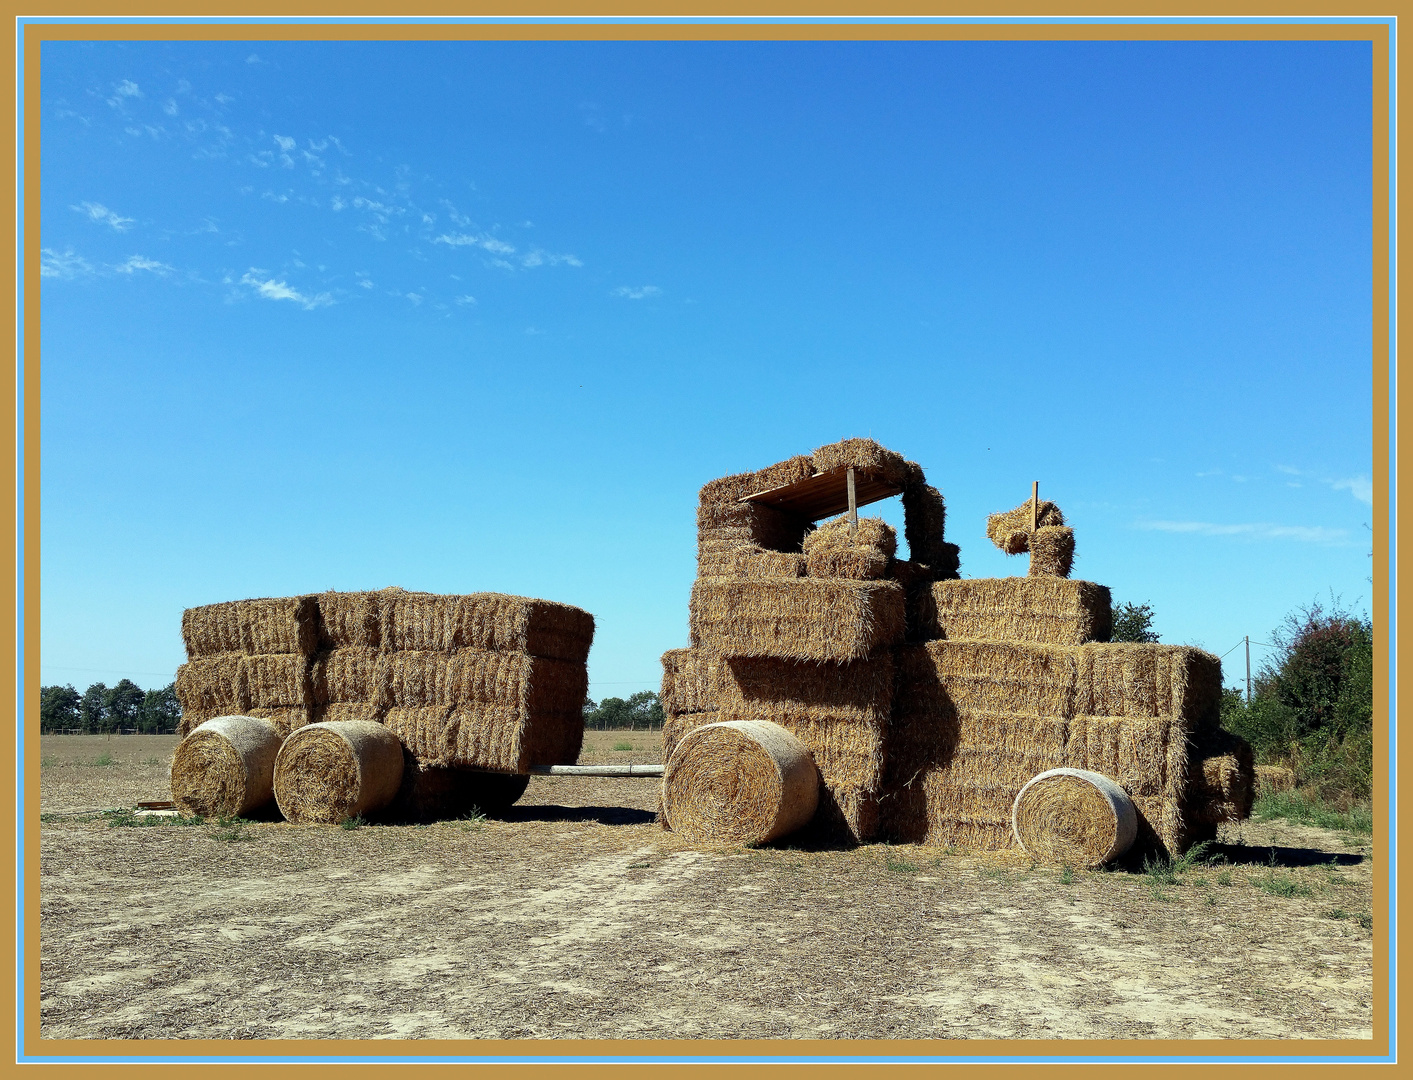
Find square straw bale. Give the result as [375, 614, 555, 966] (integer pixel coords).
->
[1028, 526, 1075, 578]
[311, 647, 386, 704]
[1067, 713, 1173, 799]
[175, 654, 245, 713]
[799, 783, 881, 846]
[240, 596, 321, 655]
[900, 464, 957, 573]
[379, 592, 595, 663]
[697, 544, 806, 580]
[803, 516, 897, 559]
[717, 652, 894, 791]
[919, 577, 1112, 646]
[312, 702, 383, 727]
[1072, 643, 1221, 722]
[380, 649, 586, 714]
[985, 500, 1066, 553]
[886, 639, 1218, 857]
[181, 603, 244, 659]
[1184, 725, 1256, 825]
[893, 640, 1079, 724]
[689, 578, 904, 663]
[811, 437, 910, 488]
[245, 706, 312, 740]
[443, 702, 584, 773]
[316, 590, 384, 649]
[805, 548, 890, 580]
[238, 653, 314, 708]
[891, 559, 941, 642]
[383, 705, 454, 764]
[698, 454, 816, 507]
[182, 596, 320, 657]
[660, 647, 732, 715]
[697, 502, 812, 553]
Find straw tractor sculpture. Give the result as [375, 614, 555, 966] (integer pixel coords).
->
[167, 437, 1254, 869]
[657, 437, 1255, 867]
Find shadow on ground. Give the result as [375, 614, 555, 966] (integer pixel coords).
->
[1203, 843, 1364, 869]
[502, 804, 658, 826]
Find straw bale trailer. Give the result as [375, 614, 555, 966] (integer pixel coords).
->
[174, 588, 594, 821]
[661, 439, 1255, 860]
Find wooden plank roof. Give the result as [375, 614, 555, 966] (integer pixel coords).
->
[739, 465, 902, 521]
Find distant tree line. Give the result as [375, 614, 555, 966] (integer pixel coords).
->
[39, 680, 181, 734]
[583, 691, 664, 730]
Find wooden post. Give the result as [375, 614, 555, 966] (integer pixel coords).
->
[847, 467, 858, 535]
[1245, 636, 1251, 704]
[1031, 481, 1039, 533]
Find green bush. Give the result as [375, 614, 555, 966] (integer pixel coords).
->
[1220, 598, 1373, 809]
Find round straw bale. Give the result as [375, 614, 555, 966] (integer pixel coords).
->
[662, 719, 818, 845]
[170, 715, 283, 818]
[1011, 767, 1137, 868]
[273, 720, 405, 824]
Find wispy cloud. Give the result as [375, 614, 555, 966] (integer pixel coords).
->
[1332, 476, 1373, 506]
[115, 255, 172, 274]
[107, 79, 142, 106]
[1135, 520, 1350, 544]
[434, 232, 513, 253]
[73, 201, 135, 231]
[239, 271, 332, 310]
[520, 249, 582, 269]
[40, 248, 93, 279]
[1274, 464, 1372, 506]
[612, 285, 661, 300]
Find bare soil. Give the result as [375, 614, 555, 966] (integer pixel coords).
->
[38, 733, 1374, 1042]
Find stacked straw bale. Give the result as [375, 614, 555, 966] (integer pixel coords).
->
[917, 578, 1112, 647]
[176, 588, 593, 800]
[665, 441, 960, 844]
[689, 578, 904, 663]
[803, 516, 896, 580]
[671, 443, 1251, 857]
[884, 639, 1234, 858]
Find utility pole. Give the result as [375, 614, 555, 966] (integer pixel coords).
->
[1245, 635, 1251, 704]
[1031, 481, 1039, 532]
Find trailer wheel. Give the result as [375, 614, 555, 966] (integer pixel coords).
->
[465, 771, 531, 815]
[1011, 767, 1137, 868]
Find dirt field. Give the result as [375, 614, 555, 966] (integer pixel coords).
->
[38, 732, 1375, 1042]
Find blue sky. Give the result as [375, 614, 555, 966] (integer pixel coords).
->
[38, 38, 1375, 699]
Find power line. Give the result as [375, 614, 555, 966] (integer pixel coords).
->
[1218, 639, 1277, 660]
